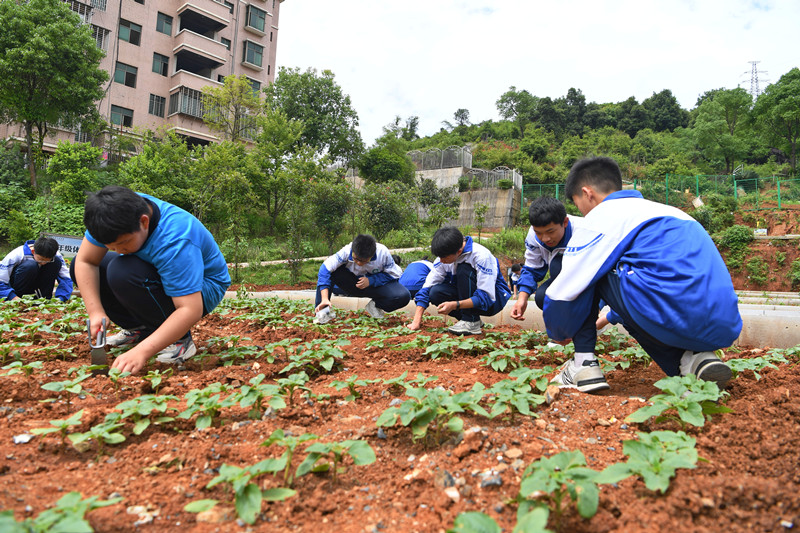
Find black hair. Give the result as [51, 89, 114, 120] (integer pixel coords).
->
[528, 196, 567, 227]
[511, 263, 521, 272]
[352, 234, 377, 260]
[391, 254, 403, 266]
[564, 156, 623, 201]
[33, 236, 58, 258]
[84, 186, 149, 244]
[431, 226, 464, 258]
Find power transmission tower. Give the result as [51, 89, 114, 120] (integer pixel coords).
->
[742, 61, 769, 98]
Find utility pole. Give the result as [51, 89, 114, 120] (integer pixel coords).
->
[742, 61, 769, 98]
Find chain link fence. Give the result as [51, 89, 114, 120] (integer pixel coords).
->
[408, 146, 472, 171]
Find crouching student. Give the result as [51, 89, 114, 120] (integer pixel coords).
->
[72, 186, 231, 374]
[398, 256, 434, 298]
[407, 227, 511, 335]
[314, 234, 410, 324]
[0, 236, 73, 302]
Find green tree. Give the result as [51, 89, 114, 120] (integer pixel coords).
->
[642, 89, 689, 132]
[454, 108, 470, 127]
[0, 0, 108, 188]
[310, 176, 353, 252]
[496, 86, 537, 138]
[46, 142, 107, 205]
[264, 67, 364, 164]
[752, 68, 800, 174]
[189, 141, 251, 230]
[202, 75, 262, 143]
[362, 181, 413, 240]
[692, 88, 753, 174]
[357, 147, 415, 186]
[616, 96, 654, 137]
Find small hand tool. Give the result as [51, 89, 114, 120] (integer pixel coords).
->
[87, 317, 108, 375]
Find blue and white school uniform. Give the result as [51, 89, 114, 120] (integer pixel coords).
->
[0, 240, 72, 301]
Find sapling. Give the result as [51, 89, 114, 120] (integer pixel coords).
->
[116, 394, 178, 435]
[275, 372, 311, 407]
[30, 409, 85, 450]
[0, 491, 122, 532]
[625, 374, 732, 429]
[486, 379, 546, 422]
[296, 439, 376, 484]
[143, 367, 173, 394]
[328, 374, 379, 401]
[68, 414, 126, 459]
[448, 508, 552, 533]
[1, 360, 43, 378]
[178, 383, 236, 429]
[260, 428, 318, 486]
[41, 367, 93, 410]
[107, 368, 131, 397]
[234, 374, 286, 419]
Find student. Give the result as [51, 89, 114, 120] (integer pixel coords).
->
[0, 236, 72, 302]
[543, 156, 741, 393]
[407, 227, 511, 335]
[510, 196, 581, 319]
[314, 234, 410, 323]
[398, 256, 434, 298]
[509, 263, 522, 298]
[72, 186, 231, 374]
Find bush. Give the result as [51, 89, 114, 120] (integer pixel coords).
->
[497, 179, 513, 189]
[744, 257, 768, 286]
[791, 259, 800, 290]
[715, 224, 753, 252]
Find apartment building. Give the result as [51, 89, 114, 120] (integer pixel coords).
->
[1, 0, 282, 152]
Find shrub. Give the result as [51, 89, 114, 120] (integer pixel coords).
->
[715, 224, 753, 252]
[745, 257, 769, 286]
[497, 179, 513, 189]
[790, 259, 800, 290]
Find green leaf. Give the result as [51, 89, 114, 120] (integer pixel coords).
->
[346, 440, 376, 465]
[513, 507, 552, 533]
[262, 487, 297, 502]
[235, 483, 262, 525]
[183, 499, 218, 513]
[449, 511, 501, 533]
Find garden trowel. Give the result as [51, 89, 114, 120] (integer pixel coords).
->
[87, 318, 108, 375]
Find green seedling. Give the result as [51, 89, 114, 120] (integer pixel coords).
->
[601, 345, 650, 371]
[328, 374, 379, 401]
[597, 430, 699, 493]
[280, 339, 350, 376]
[41, 367, 93, 410]
[261, 337, 302, 363]
[727, 349, 787, 380]
[261, 428, 318, 487]
[275, 372, 311, 407]
[116, 394, 178, 435]
[68, 415, 126, 458]
[517, 449, 602, 523]
[233, 374, 286, 419]
[207, 335, 261, 366]
[382, 371, 409, 394]
[190, 460, 296, 525]
[296, 439, 376, 484]
[1, 360, 43, 378]
[625, 375, 732, 429]
[392, 335, 432, 351]
[448, 508, 552, 533]
[107, 368, 131, 396]
[481, 345, 534, 372]
[143, 367, 173, 394]
[30, 409, 85, 450]
[487, 379, 546, 421]
[0, 491, 122, 533]
[509, 366, 556, 392]
[178, 383, 236, 429]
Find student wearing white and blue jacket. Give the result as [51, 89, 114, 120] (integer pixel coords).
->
[407, 227, 511, 335]
[545, 157, 742, 393]
[0, 237, 72, 302]
[314, 234, 410, 323]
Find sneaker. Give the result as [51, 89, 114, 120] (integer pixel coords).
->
[554, 359, 610, 393]
[313, 306, 335, 325]
[447, 319, 482, 335]
[680, 350, 732, 390]
[155, 335, 197, 364]
[106, 328, 145, 347]
[364, 300, 385, 319]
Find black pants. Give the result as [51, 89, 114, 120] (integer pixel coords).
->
[534, 253, 563, 311]
[11, 260, 61, 299]
[315, 267, 411, 312]
[428, 263, 504, 322]
[71, 253, 203, 338]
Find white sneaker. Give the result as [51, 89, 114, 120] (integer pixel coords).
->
[106, 328, 145, 347]
[680, 350, 732, 390]
[553, 359, 610, 393]
[364, 300, 385, 319]
[447, 319, 482, 335]
[314, 306, 335, 325]
[156, 336, 197, 364]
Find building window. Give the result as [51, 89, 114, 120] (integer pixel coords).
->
[242, 41, 263, 68]
[168, 87, 205, 118]
[218, 74, 225, 83]
[114, 62, 137, 87]
[92, 25, 110, 50]
[148, 94, 166, 117]
[67, 0, 92, 23]
[246, 5, 267, 32]
[133, 0, 144, 4]
[224, 1, 234, 14]
[156, 12, 172, 35]
[270, 31, 273, 42]
[110, 105, 134, 127]
[221, 37, 231, 50]
[119, 19, 142, 45]
[152, 53, 169, 76]
[247, 78, 261, 93]
[267, 64, 270, 75]
[91, 0, 107, 11]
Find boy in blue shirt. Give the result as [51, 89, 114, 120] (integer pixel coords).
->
[72, 186, 231, 374]
[407, 226, 511, 335]
[0, 236, 72, 302]
[398, 256, 434, 298]
[544, 157, 741, 393]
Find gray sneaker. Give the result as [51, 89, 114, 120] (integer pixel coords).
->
[314, 306, 335, 325]
[364, 300, 385, 319]
[554, 359, 610, 393]
[155, 336, 197, 364]
[680, 350, 732, 390]
[106, 328, 145, 347]
[448, 319, 482, 335]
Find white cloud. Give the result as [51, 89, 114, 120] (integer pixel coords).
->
[277, 0, 800, 145]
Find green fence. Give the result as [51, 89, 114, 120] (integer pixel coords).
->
[521, 183, 566, 204]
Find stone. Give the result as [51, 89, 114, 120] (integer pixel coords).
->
[504, 447, 523, 459]
[545, 385, 561, 405]
[196, 506, 233, 523]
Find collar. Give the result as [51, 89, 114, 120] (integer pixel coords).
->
[143, 198, 161, 244]
[604, 190, 643, 202]
[462, 236, 474, 256]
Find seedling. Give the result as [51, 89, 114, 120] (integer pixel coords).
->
[30, 409, 85, 450]
[296, 439, 376, 484]
[1, 360, 43, 378]
[107, 368, 131, 397]
[597, 430, 699, 493]
[509, 366, 556, 392]
[261, 428, 318, 486]
[280, 339, 350, 376]
[178, 383, 236, 429]
[518, 449, 602, 523]
[727, 350, 787, 380]
[625, 375, 732, 429]
[448, 508, 552, 533]
[68, 415, 126, 458]
[143, 367, 173, 394]
[234, 374, 286, 419]
[260, 337, 302, 364]
[481, 345, 534, 372]
[275, 372, 311, 407]
[328, 374, 379, 401]
[41, 367, 93, 410]
[486, 379, 546, 421]
[207, 335, 261, 366]
[116, 394, 178, 435]
[0, 491, 122, 532]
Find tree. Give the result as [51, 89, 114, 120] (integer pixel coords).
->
[752, 68, 800, 174]
[615, 97, 653, 137]
[264, 67, 364, 165]
[496, 86, 537, 138]
[357, 147, 415, 186]
[642, 89, 689, 132]
[202, 75, 262, 143]
[310, 176, 353, 252]
[454, 109, 471, 127]
[692, 88, 753, 174]
[0, 0, 108, 188]
[46, 142, 106, 205]
[361, 181, 413, 241]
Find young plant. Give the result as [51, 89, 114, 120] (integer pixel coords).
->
[233, 374, 286, 419]
[296, 439, 376, 484]
[0, 491, 122, 533]
[727, 350, 787, 380]
[275, 372, 311, 407]
[260, 337, 302, 364]
[625, 375, 732, 429]
[177, 383, 236, 429]
[517, 450, 601, 523]
[41, 367, 93, 410]
[68, 414, 126, 458]
[261, 428, 319, 487]
[115, 394, 178, 435]
[509, 366, 556, 392]
[448, 508, 552, 533]
[328, 374, 379, 401]
[480, 345, 534, 372]
[30, 409, 85, 450]
[1, 360, 43, 378]
[280, 339, 350, 376]
[143, 367, 173, 394]
[486, 379, 546, 422]
[107, 368, 131, 397]
[597, 430, 699, 493]
[207, 335, 261, 366]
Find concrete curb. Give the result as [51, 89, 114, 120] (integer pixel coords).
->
[224, 289, 800, 349]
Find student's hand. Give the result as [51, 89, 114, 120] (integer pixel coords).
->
[406, 320, 421, 331]
[510, 299, 527, 320]
[87, 314, 110, 340]
[436, 301, 457, 315]
[110, 349, 150, 375]
[315, 301, 331, 313]
[356, 276, 370, 289]
[596, 312, 610, 330]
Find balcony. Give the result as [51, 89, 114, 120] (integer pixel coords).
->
[170, 70, 223, 94]
[177, 2, 229, 36]
[174, 29, 228, 66]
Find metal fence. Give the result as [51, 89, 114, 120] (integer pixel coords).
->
[408, 146, 472, 171]
[465, 166, 523, 190]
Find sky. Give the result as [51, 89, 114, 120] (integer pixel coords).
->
[276, 0, 799, 147]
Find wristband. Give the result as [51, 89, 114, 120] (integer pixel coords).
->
[456, 300, 460, 310]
